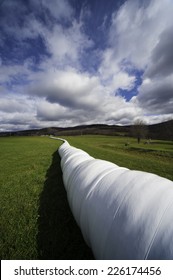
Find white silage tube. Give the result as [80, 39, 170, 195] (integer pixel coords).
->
[58, 140, 173, 260]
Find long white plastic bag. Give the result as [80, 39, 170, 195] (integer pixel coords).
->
[59, 140, 173, 260]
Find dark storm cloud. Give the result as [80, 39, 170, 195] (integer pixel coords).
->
[145, 27, 173, 78]
[138, 78, 173, 114]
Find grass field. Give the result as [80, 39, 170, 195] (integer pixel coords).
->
[0, 135, 173, 259]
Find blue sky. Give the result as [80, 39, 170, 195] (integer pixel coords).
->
[0, 0, 173, 131]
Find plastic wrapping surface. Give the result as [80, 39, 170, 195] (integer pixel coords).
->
[58, 141, 173, 259]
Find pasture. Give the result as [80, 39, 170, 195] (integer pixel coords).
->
[0, 135, 172, 259]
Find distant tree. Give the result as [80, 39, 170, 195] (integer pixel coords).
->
[131, 119, 148, 144]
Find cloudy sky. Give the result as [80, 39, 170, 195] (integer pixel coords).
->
[0, 0, 173, 131]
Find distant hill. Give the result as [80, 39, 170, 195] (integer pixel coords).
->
[0, 120, 173, 141]
[148, 120, 173, 141]
[0, 124, 130, 137]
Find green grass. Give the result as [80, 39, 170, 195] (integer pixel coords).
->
[0, 135, 173, 259]
[0, 136, 93, 260]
